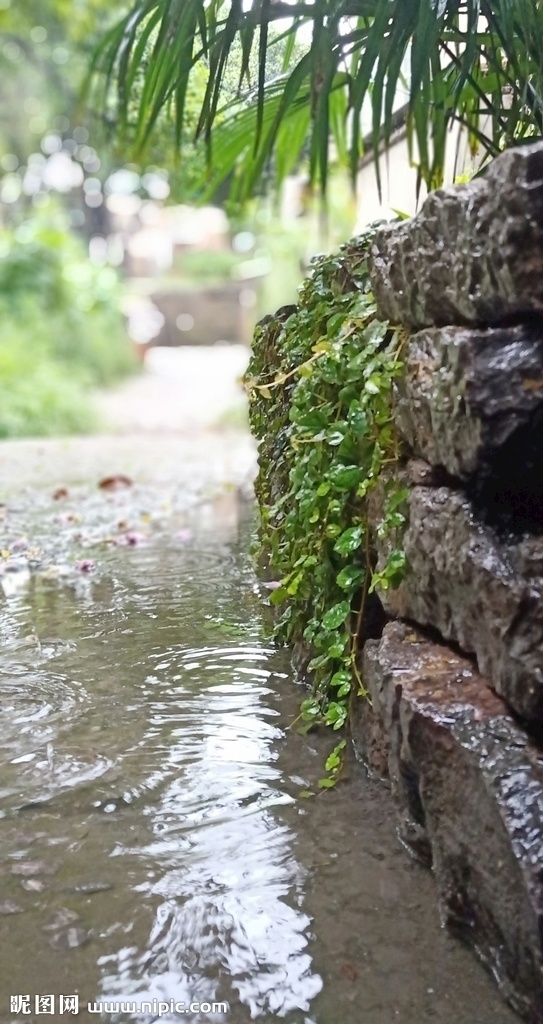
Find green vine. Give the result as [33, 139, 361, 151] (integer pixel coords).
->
[245, 224, 408, 770]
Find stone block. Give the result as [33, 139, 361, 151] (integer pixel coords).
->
[369, 142, 543, 330]
[359, 621, 543, 1021]
[374, 482, 543, 723]
[395, 325, 543, 526]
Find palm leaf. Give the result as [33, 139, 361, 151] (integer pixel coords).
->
[89, 0, 543, 202]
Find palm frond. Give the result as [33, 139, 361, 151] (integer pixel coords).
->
[89, 0, 543, 200]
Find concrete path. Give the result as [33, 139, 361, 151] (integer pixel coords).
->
[96, 344, 250, 433]
[0, 345, 254, 497]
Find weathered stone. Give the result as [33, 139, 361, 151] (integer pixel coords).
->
[405, 458, 446, 488]
[373, 481, 543, 722]
[350, 677, 390, 781]
[395, 325, 543, 527]
[369, 142, 543, 329]
[358, 621, 543, 1022]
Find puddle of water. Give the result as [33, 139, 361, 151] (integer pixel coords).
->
[0, 491, 519, 1024]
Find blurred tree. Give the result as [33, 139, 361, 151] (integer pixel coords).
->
[0, 0, 121, 193]
[0, 0, 208, 212]
[0, 1, 310, 211]
[0, 0, 122, 43]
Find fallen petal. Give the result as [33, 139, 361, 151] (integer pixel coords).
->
[174, 528, 193, 543]
[75, 559, 96, 573]
[340, 963, 358, 983]
[115, 531, 146, 547]
[98, 475, 133, 491]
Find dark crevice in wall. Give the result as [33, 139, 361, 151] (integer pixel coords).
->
[465, 405, 543, 536]
[400, 437, 543, 537]
[488, 309, 543, 332]
[506, 706, 543, 749]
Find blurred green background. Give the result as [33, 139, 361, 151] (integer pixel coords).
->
[0, 0, 356, 438]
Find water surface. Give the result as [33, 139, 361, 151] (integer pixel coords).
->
[0, 474, 518, 1024]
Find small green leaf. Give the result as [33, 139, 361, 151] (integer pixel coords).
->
[300, 698, 322, 721]
[336, 566, 364, 590]
[348, 408, 369, 436]
[286, 571, 303, 595]
[324, 702, 348, 728]
[325, 739, 347, 772]
[322, 601, 350, 629]
[298, 364, 314, 378]
[364, 377, 381, 394]
[327, 641, 347, 658]
[308, 652, 331, 671]
[318, 776, 337, 789]
[330, 464, 363, 490]
[330, 669, 351, 688]
[334, 526, 363, 554]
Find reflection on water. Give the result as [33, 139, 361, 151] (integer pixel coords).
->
[0, 509, 518, 1024]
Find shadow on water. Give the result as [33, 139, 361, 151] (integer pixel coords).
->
[0, 500, 519, 1024]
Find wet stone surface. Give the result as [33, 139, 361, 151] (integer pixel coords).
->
[0, 438, 519, 1024]
[358, 621, 543, 1022]
[374, 480, 543, 724]
[369, 141, 543, 330]
[394, 324, 543, 530]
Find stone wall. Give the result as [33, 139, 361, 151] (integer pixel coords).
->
[359, 141, 543, 1022]
[250, 140, 543, 1021]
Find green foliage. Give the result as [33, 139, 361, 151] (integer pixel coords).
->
[0, 211, 135, 385]
[0, 0, 202, 209]
[0, 306, 97, 438]
[0, 0, 124, 44]
[175, 247, 244, 284]
[246, 224, 408, 734]
[93, 0, 543, 201]
[319, 738, 347, 789]
[0, 0, 124, 170]
[0, 209, 135, 438]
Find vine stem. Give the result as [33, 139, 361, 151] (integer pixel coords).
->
[350, 513, 371, 694]
[247, 350, 324, 392]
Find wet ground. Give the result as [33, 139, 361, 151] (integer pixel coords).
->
[0, 428, 520, 1024]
